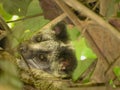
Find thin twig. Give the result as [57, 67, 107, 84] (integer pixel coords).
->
[6, 13, 43, 23]
[21, 54, 32, 70]
[78, 1, 99, 40]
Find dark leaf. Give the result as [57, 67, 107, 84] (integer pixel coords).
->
[39, 0, 62, 20]
[0, 0, 32, 16]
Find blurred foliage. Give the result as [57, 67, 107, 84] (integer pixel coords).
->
[113, 66, 120, 81]
[67, 26, 80, 41]
[115, 0, 120, 3]
[0, 0, 32, 16]
[0, 4, 12, 20]
[0, 0, 120, 89]
[0, 60, 22, 90]
[109, 79, 116, 88]
[10, 0, 49, 48]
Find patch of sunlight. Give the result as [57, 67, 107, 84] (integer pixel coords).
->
[80, 55, 87, 61]
[8, 15, 19, 28]
[8, 23, 13, 28]
[12, 15, 19, 20]
[18, 8, 21, 12]
[24, 29, 30, 33]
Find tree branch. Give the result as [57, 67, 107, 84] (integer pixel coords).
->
[54, 0, 109, 65]
[63, 0, 120, 40]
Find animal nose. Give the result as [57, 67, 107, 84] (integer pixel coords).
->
[61, 66, 66, 71]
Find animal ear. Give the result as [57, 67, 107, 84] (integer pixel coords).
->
[52, 22, 66, 31]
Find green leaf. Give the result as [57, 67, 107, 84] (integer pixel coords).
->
[109, 80, 113, 85]
[0, 4, 12, 20]
[113, 66, 120, 80]
[115, 0, 120, 3]
[0, 60, 23, 90]
[117, 11, 120, 17]
[109, 80, 116, 88]
[26, 0, 43, 16]
[11, 0, 49, 48]
[67, 26, 80, 41]
[72, 38, 97, 81]
[0, 0, 32, 16]
[72, 38, 97, 60]
[72, 59, 95, 81]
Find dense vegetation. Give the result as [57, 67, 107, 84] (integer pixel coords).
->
[0, 0, 120, 90]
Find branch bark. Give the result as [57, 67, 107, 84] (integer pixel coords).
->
[63, 0, 120, 40]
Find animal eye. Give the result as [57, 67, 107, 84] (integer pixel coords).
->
[32, 34, 42, 42]
[36, 36, 41, 42]
[19, 45, 28, 53]
[38, 54, 47, 62]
